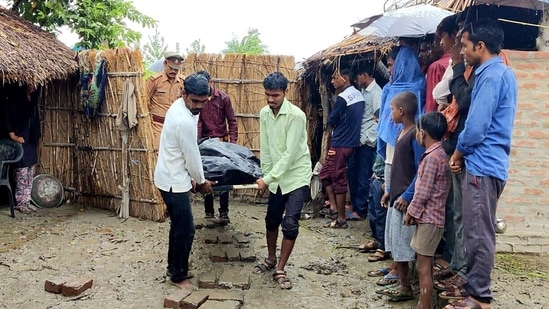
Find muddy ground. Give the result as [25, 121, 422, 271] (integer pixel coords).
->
[0, 198, 548, 309]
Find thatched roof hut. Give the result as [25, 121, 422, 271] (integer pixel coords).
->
[0, 6, 77, 85]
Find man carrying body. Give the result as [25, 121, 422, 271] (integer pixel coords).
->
[154, 74, 213, 290]
[146, 51, 184, 150]
[196, 70, 238, 223]
[252, 72, 311, 290]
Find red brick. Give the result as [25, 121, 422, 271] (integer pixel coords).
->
[164, 289, 192, 309]
[529, 169, 548, 176]
[514, 70, 529, 79]
[206, 290, 244, 304]
[502, 215, 526, 223]
[200, 300, 241, 309]
[209, 246, 227, 263]
[519, 82, 539, 90]
[524, 188, 545, 195]
[513, 61, 539, 70]
[44, 276, 72, 294]
[540, 179, 549, 186]
[198, 272, 217, 289]
[204, 232, 219, 244]
[527, 130, 549, 139]
[502, 196, 533, 204]
[517, 103, 537, 110]
[217, 233, 233, 244]
[181, 290, 209, 309]
[60, 277, 93, 297]
[225, 247, 240, 262]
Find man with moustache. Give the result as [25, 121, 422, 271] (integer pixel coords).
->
[253, 72, 311, 290]
[146, 51, 185, 150]
[154, 74, 214, 290]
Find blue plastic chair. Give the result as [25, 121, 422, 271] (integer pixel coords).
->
[0, 139, 24, 218]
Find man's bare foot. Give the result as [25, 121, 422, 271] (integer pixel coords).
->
[170, 279, 193, 289]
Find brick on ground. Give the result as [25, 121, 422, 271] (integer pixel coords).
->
[181, 290, 209, 309]
[218, 271, 251, 290]
[225, 247, 240, 262]
[232, 234, 250, 245]
[238, 248, 256, 262]
[209, 245, 227, 262]
[217, 233, 233, 244]
[60, 277, 93, 297]
[45, 276, 74, 294]
[198, 272, 217, 289]
[199, 300, 241, 309]
[163, 289, 193, 309]
[206, 290, 244, 304]
[204, 232, 219, 244]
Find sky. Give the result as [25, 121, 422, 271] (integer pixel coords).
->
[19, 0, 386, 62]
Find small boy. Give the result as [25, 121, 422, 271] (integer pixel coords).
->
[404, 111, 452, 309]
[378, 91, 424, 302]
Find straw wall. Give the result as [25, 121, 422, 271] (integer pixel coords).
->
[39, 48, 164, 221]
[38, 51, 308, 220]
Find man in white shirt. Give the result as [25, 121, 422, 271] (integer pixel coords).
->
[154, 73, 213, 290]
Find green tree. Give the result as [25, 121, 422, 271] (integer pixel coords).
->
[222, 28, 268, 55]
[186, 39, 206, 54]
[141, 29, 168, 69]
[7, 0, 156, 49]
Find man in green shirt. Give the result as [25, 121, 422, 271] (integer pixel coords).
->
[253, 72, 312, 290]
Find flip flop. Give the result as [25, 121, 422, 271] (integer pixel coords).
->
[368, 249, 390, 262]
[380, 287, 414, 301]
[358, 240, 379, 252]
[376, 274, 398, 286]
[345, 210, 365, 221]
[367, 267, 390, 277]
[443, 296, 491, 309]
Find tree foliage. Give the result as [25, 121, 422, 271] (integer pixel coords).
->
[222, 28, 268, 55]
[7, 0, 156, 49]
[141, 29, 168, 69]
[186, 39, 206, 54]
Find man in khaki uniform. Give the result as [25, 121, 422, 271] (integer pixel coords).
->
[146, 51, 184, 149]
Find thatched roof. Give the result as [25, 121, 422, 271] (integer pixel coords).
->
[0, 6, 78, 86]
[303, 34, 397, 74]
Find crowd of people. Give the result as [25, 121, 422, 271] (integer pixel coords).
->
[0, 13, 517, 309]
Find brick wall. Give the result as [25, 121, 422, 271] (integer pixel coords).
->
[496, 50, 549, 254]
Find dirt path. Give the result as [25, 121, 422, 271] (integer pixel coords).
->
[0, 201, 548, 308]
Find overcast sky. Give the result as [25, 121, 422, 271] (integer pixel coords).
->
[2, 0, 385, 61]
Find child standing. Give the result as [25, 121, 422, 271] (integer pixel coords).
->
[405, 112, 452, 309]
[378, 91, 424, 301]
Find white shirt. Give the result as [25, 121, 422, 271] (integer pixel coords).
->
[360, 80, 382, 147]
[433, 59, 454, 106]
[154, 98, 206, 193]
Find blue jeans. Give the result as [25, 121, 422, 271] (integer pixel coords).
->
[347, 144, 376, 218]
[462, 168, 505, 303]
[159, 189, 195, 283]
[368, 177, 387, 250]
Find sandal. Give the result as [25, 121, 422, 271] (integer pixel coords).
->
[368, 249, 390, 262]
[319, 208, 337, 218]
[15, 206, 32, 214]
[273, 270, 292, 290]
[323, 219, 348, 229]
[358, 240, 379, 252]
[345, 210, 365, 221]
[381, 287, 414, 301]
[376, 273, 398, 286]
[443, 296, 491, 309]
[367, 267, 389, 277]
[435, 274, 468, 291]
[253, 258, 276, 274]
[439, 286, 470, 300]
[375, 284, 398, 295]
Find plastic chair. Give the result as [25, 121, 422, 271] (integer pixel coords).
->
[0, 139, 24, 218]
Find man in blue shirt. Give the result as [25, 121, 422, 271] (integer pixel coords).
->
[448, 19, 518, 309]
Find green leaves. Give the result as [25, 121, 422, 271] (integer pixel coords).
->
[9, 0, 157, 49]
[222, 28, 269, 55]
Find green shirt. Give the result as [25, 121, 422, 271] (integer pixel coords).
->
[259, 99, 312, 194]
